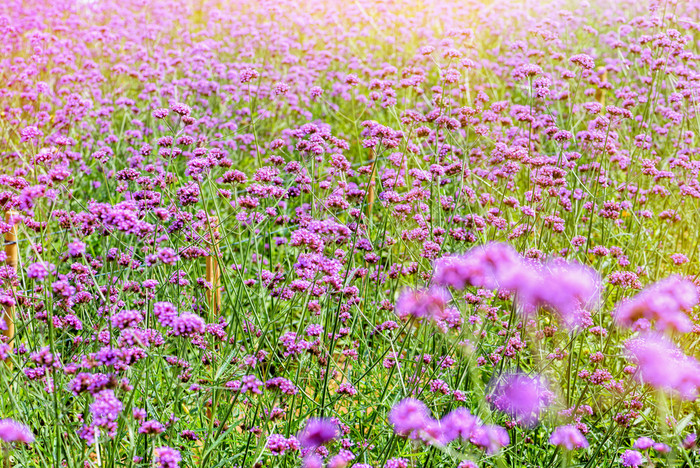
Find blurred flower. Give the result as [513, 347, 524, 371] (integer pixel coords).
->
[549, 425, 588, 450]
[625, 334, 700, 400]
[298, 418, 338, 448]
[154, 446, 181, 468]
[0, 419, 34, 444]
[395, 286, 450, 321]
[490, 372, 552, 426]
[470, 425, 509, 454]
[388, 398, 431, 438]
[439, 407, 481, 443]
[615, 276, 698, 333]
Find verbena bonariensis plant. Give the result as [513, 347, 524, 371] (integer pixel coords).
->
[1, 0, 700, 466]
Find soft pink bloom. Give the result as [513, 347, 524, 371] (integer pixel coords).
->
[625, 334, 700, 400]
[549, 425, 589, 450]
[615, 276, 698, 333]
[490, 372, 552, 426]
[0, 419, 34, 444]
[395, 286, 450, 321]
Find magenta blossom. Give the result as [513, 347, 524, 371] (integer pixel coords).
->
[298, 418, 338, 448]
[490, 372, 553, 426]
[388, 398, 431, 438]
[515, 260, 600, 327]
[620, 449, 644, 467]
[549, 425, 588, 450]
[439, 407, 481, 443]
[470, 424, 510, 454]
[0, 419, 34, 444]
[395, 286, 450, 321]
[432, 243, 524, 291]
[615, 276, 698, 333]
[625, 334, 700, 400]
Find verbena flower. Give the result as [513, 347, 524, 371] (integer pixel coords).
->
[490, 372, 552, 426]
[0, 419, 34, 444]
[298, 418, 338, 448]
[549, 425, 588, 450]
[625, 334, 700, 400]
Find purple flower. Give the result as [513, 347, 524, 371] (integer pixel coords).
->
[171, 313, 205, 336]
[470, 424, 510, 454]
[549, 425, 588, 450]
[138, 420, 164, 435]
[154, 446, 181, 468]
[81, 389, 123, 444]
[388, 398, 431, 438]
[615, 276, 698, 333]
[298, 418, 338, 448]
[515, 260, 600, 325]
[432, 243, 523, 291]
[267, 434, 300, 455]
[26, 261, 55, 282]
[0, 419, 34, 444]
[170, 102, 191, 116]
[490, 372, 552, 426]
[620, 449, 644, 467]
[439, 407, 481, 443]
[302, 454, 323, 468]
[67, 241, 86, 257]
[152, 108, 169, 119]
[395, 286, 450, 321]
[632, 437, 654, 450]
[625, 334, 700, 400]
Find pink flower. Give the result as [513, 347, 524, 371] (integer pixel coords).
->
[549, 425, 588, 450]
[625, 334, 700, 400]
[395, 286, 450, 321]
[620, 449, 644, 467]
[470, 424, 510, 454]
[439, 407, 481, 443]
[0, 419, 34, 444]
[388, 398, 431, 438]
[615, 276, 698, 333]
[515, 260, 600, 326]
[298, 418, 338, 448]
[490, 372, 552, 426]
[432, 243, 524, 291]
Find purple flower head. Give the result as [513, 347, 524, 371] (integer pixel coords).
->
[302, 454, 323, 468]
[267, 434, 300, 455]
[0, 419, 34, 444]
[171, 313, 205, 336]
[154, 446, 181, 468]
[549, 425, 588, 450]
[625, 333, 700, 400]
[633, 437, 654, 450]
[515, 260, 600, 326]
[620, 449, 644, 467]
[388, 398, 431, 438]
[439, 407, 481, 443]
[67, 241, 86, 257]
[298, 418, 338, 448]
[470, 424, 509, 454]
[615, 276, 698, 333]
[432, 243, 524, 291]
[490, 372, 552, 426]
[27, 261, 56, 282]
[170, 102, 191, 116]
[395, 286, 450, 321]
[152, 108, 169, 119]
[683, 433, 697, 449]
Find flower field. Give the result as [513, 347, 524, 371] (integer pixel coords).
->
[2, 0, 700, 466]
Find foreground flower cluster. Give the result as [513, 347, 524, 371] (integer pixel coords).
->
[2, 0, 700, 466]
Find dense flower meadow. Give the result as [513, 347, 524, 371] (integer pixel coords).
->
[2, 0, 700, 466]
